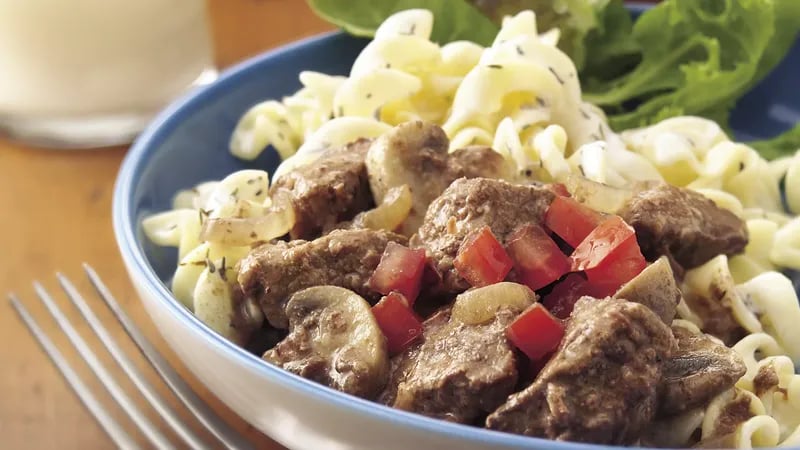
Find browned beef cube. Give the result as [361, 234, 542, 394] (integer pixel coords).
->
[619, 183, 747, 270]
[379, 307, 519, 424]
[486, 297, 675, 445]
[238, 228, 406, 328]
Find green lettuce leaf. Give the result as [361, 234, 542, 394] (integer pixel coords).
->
[750, 124, 800, 160]
[750, 0, 800, 86]
[580, 0, 640, 81]
[583, 0, 776, 131]
[306, 0, 499, 45]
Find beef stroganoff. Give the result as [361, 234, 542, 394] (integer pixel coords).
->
[143, 9, 800, 447]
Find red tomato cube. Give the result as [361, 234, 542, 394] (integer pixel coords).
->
[454, 226, 513, 287]
[570, 216, 647, 297]
[541, 273, 593, 319]
[544, 196, 604, 248]
[372, 292, 424, 355]
[505, 223, 570, 291]
[368, 242, 427, 304]
[506, 303, 565, 361]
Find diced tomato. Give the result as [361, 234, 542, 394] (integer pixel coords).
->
[368, 242, 427, 304]
[585, 236, 647, 297]
[541, 273, 593, 319]
[506, 303, 565, 361]
[454, 226, 513, 287]
[570, 216, 647, 297]
[505, 223, 570, 291]
[372, 292, 424, 355]
[544, 196, 604, 248]
[545, 183, 571, 197]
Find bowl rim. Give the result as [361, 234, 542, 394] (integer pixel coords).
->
[113, 4, 664, 450]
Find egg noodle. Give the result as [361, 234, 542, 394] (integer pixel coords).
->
[142, 9, 800, 447]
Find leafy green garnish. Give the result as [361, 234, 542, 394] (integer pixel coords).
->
[580, 0, 640, 81]
[583, 0, 775, 131]
[306, 0, 499, 45]
[751, 124, 800, 160]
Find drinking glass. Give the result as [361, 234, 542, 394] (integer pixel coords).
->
[0, 0, 217, 148]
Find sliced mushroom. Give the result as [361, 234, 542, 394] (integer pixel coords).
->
[451, 282, 537, 325]
[366, 120, 511, 236]
[658, 326, 746, 416]
[613, 256, 680, 324]
[263, 286, 389, 399]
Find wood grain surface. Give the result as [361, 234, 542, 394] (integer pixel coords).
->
[0, 1, 332, 449]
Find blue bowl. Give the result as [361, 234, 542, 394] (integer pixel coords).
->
[113, 5, 800, 450]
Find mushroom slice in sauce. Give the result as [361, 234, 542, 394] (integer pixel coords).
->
[263, 286, 389, 399]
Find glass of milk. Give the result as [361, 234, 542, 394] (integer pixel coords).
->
[0, 0, 217, 148]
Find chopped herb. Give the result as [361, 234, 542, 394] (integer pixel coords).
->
[219, 257, 228, 281]
[366, 92, 372, 99]
[207, 258, 216, 274]
[198, 208, 212, 225]
[277, 131, 285, 140]
[249, 231, 258, 239]
[373, 108, 381, 121]
[524, 169, 533, 177]
[384, 62, 391, 69]
[515, 45, 524, 56]
[231, 188, 239, 198]
[487, 64, 503, 69]
[578, 165, 586, 176]
[167, 224, 178, 231]
[740, 162, 746, 171]
[536, 96, 546, 108]
[246, 178, 256, 185]
[580, 109, 590, 120]
[548, 66, 564, 84]
[278, 118, 289, 126]
[254, 189, 263, 197]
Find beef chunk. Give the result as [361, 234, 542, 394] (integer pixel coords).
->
[619, 183, 748, 270]
[486, 297, 675, 445]
[270, 138, 373, 240]
[238, 229, 406, 328]
[659, 326, 746, 415]
[263, 286, 389, 399]
[410, 177, 555, 293]
[365, 120, 512, 235]
[379, 307, 518, 424]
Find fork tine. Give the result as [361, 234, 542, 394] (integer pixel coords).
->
[8, 293, 140, 450]
[83, 264, 254, 450]
[57, 273, 214, 450]
[31, 281, 174, 450]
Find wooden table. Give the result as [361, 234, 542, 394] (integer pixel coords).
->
[0, 2, 332, 448]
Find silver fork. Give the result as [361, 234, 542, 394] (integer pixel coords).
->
[8, 264, 255, 450]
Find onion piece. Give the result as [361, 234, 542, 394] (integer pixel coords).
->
[451, 282, 536, 325]
[352, 184, 412, 232]
[564, 174, 634, 214]
[199, 194, 295, 246]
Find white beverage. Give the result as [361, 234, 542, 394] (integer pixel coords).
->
[0, 0, 216, 147]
